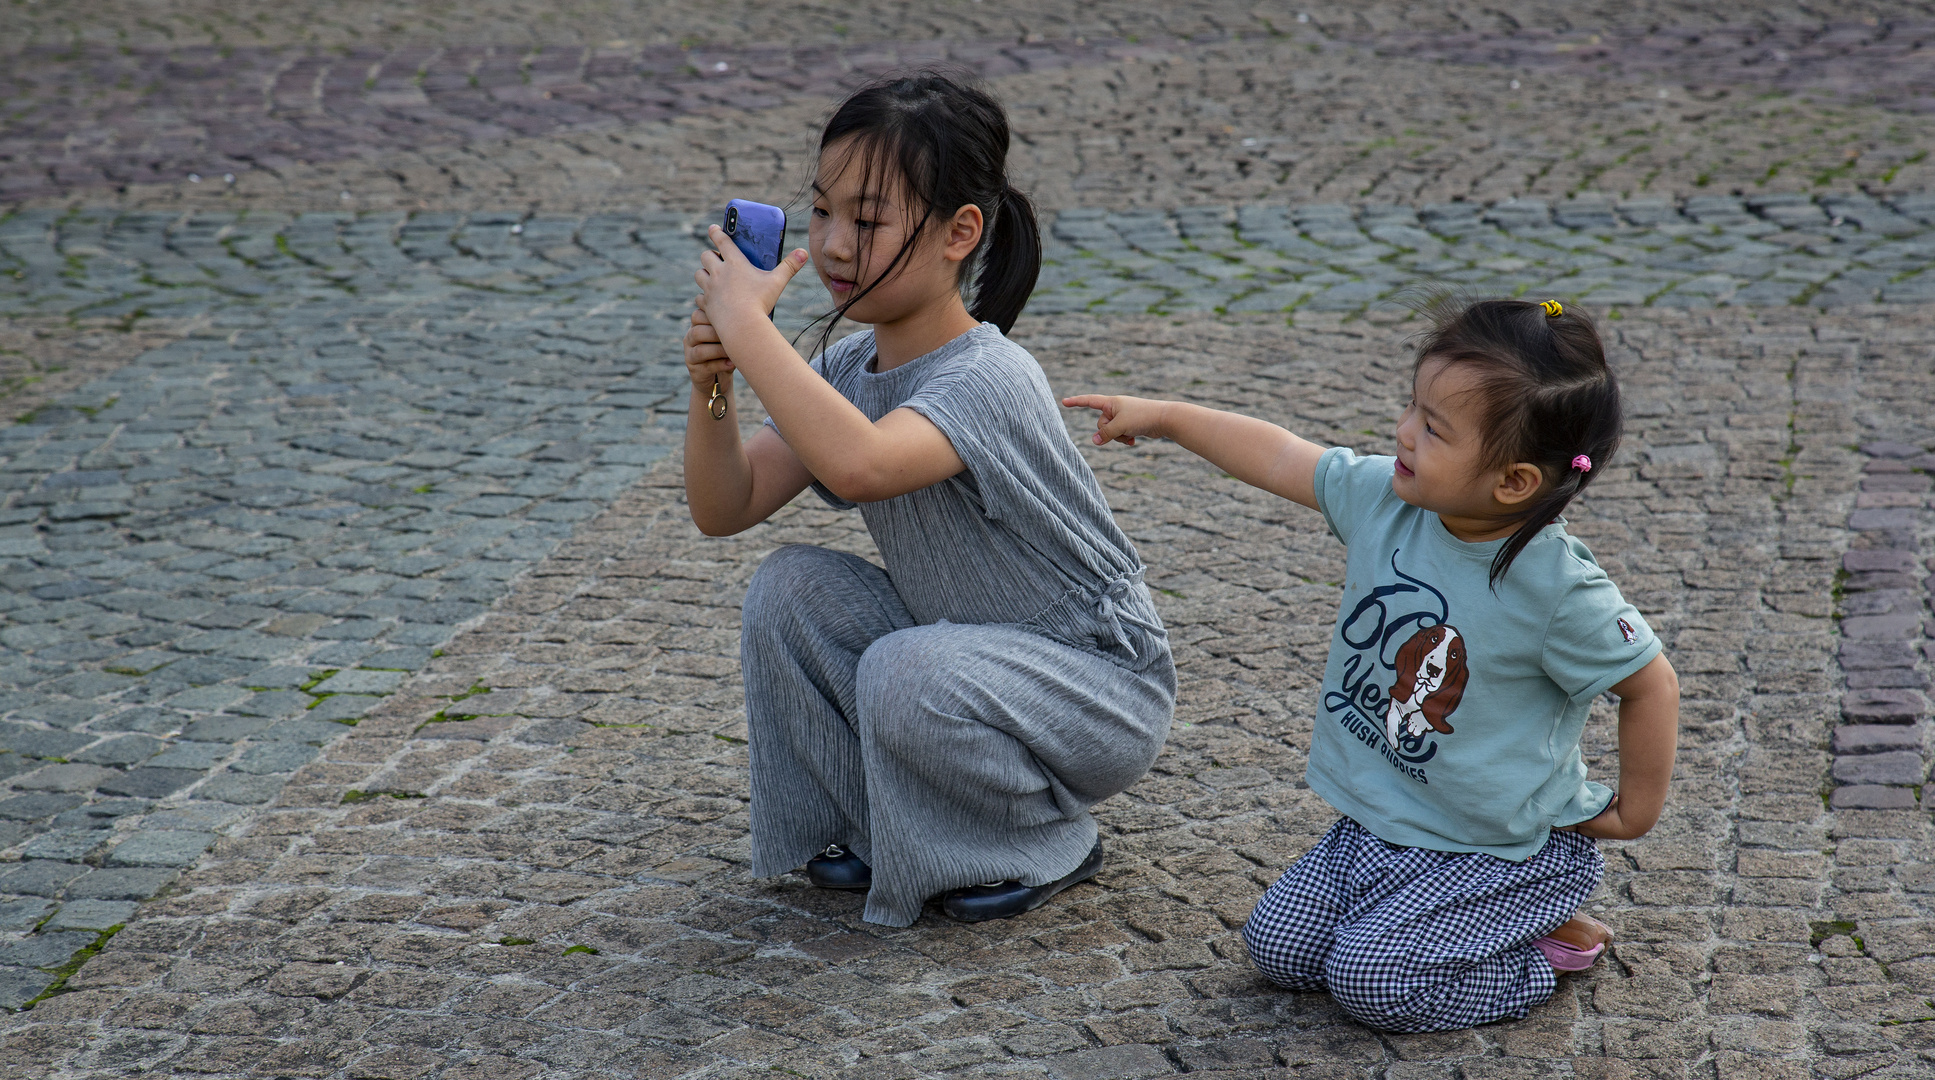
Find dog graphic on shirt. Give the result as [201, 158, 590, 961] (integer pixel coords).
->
[1384, 624, 1468, 751]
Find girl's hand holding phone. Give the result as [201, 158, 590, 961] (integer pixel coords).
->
[684, 304, 733, 393]
[695, 225, 808, 338]
[1061, 394, 1171, 447]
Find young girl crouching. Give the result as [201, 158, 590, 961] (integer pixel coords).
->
[1067, 298, 1679, 1032]
[683, 73, 1174, 928]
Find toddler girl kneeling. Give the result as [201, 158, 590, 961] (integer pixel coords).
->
[1068, 297, 1679, 1033]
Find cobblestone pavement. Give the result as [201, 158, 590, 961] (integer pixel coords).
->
[1366, 21, 1935, 113]
[6, 189, 1935, 338]
[8, 1, 1928, 53]
[3, 307, 1930, 1079]
[0, 190, 1933, 1078]
[1835, 441, 1935, 814]
[6, 20, 1933, 209]
[8, 14, 1935, 215]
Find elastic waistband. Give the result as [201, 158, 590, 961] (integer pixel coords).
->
[1021, 570, 1169, 668]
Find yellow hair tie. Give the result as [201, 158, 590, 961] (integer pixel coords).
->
[1541, 300, 1564, 317]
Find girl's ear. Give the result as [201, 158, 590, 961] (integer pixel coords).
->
[1494, 462, 1545, 508]
[942, 203, 985, 263]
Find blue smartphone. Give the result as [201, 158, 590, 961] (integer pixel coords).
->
[723, 199, 787, 270]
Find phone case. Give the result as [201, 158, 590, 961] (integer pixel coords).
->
[723, 199, 788, 271]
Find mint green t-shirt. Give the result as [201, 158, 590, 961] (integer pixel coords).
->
[1307, 447, 1662, 861]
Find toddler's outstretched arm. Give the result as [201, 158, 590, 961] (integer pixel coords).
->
[1567, 653, 1679, 841]
[1062, 394, 1325, 509]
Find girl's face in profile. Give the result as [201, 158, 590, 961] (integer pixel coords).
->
[1394, 357, 1528, 521]
[807, 138, 967, 326]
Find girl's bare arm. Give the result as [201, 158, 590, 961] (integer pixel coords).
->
[698, 232, 965, 508]
[1062, 394, 1326, 509]
[1567, 653, 1679, 841]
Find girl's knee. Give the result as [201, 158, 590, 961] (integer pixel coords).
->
[746, 545, 836, 610]
[744, 545, 872, 639]
[1241, 899, 1327, 991]
[1321, 935, 1428, 1030]
[857, 627, 972, 704]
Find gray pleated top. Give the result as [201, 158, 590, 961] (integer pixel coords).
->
[769, 323, 1167, 668]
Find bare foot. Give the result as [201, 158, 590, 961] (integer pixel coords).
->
[1544, 914, 1613, 951]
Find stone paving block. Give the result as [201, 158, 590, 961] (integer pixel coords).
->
[64, 867, 177, 900]
[94, 767, 203, 799]
[105, 830, 217, 867]
[1841, 688, 1926, 721]
[0, 967, 55, 1010]
[67, 734, 165, 767]
[231, 691, 314, 718]
[10, 763, 119, 793]
[1832, 751, 1928, 786]
[229, 742, 319, 775]
[20, 829, 111, 860]
[0, 724, 91, 761]
[0, 859, 89, 897]
[257, 718, 355, 744]
[311, 670, 406, 695]
[1832, 725, 1925, 754]
[163, 685, 251, 712]
[177, 717, 273, 743]
[1829, 785, 1918, 810]
[140, 742, 233, 771]
[0, 931, 97, 970]
[0, 898, 58, 932]
[309, 696, 380, 722]
[195, 771, 285, 805]
[1047, 1043, 1178, 1079]
[42, 899, 137, 932]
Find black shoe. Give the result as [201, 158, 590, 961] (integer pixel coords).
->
[940, 841, 1104, 923]
[805, 844, 871, 890]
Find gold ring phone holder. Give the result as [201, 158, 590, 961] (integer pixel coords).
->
[708, 376, 728, 420]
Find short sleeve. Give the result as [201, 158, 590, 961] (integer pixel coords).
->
[1541, 572, 1662, 701]
[1312, 446, 1399, 545]
[899, 341, 1055, 525]
[766, 342, 859, 510]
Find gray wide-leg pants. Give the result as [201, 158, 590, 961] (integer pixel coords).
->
[742, 544, 1175, 926]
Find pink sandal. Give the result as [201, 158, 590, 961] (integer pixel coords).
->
[1534, 914, 1612, 972]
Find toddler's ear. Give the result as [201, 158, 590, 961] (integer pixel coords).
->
[1494, 462, 1545, 507]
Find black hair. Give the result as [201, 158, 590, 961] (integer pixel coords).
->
[803, 70, 1041, 354]
[1408, 294, 1623, 587]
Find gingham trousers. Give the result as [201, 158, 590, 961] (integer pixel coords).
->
[1242, 817, 1603, 1032]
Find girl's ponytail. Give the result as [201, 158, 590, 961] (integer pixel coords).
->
[971, 182, 1041, 334]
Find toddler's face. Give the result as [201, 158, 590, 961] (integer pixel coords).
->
[807, 138, 958, 326]
[1392, 357, 1523, 521]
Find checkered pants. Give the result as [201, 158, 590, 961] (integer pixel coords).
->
[1242, 817, 1604, 1033]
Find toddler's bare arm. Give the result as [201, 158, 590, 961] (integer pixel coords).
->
[1568, 653, 1679, 840]
[1063, 394, 1325, 509]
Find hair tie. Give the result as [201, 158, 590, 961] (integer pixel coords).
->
[1571, 454, 1592, 472]
[1541, 300, 1564, 318]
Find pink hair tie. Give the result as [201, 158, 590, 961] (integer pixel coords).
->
[1571, 455, 1593, 472]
